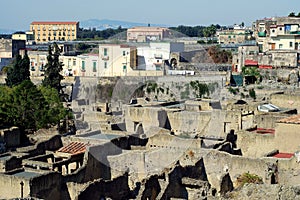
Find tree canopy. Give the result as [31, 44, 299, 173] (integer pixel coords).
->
[6, 51, 30, 87]
[0, 81, 66, 131]
[169, 24, 221, 37]
[42, 43, 64, 94]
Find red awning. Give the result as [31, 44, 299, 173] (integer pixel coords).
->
[259, 65, 273, 69]
[245, 60, 258, 66]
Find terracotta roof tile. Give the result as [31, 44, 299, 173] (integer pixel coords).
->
[58, 142, 88, 155]
[277, 114, 300, 124]
[273, 153, 294, 159]
[31, 21, 78, 25]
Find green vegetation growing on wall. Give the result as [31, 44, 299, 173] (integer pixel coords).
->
[236, 172, 263, 188]
[190, 81, 209, 98]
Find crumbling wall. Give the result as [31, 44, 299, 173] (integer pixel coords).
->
[0, 126, 21, 147]
[124, 105, 168, 133]
[0, 173, 30, 199]
[271, 93, 300, 111]
[77, 173, 131, 200]
[30, 172, 62, 200]
[275, 123, 300, 153]
[236, 130, 276, 158]
[167, 110, 211, 136]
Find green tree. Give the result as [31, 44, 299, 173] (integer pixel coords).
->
[190, 81, 209, 98]
[203, 25, 217, 37]
[39, 86, 67, 125]
[289, 12, 296, 17]
[249, 88, 256, 100]
[4, 81, 49, 131]
[0, 81, 67, 131]
[5, 51, 30, 87]
[42, 43, 64, 94]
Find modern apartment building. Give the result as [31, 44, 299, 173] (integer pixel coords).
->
[30, 21, 79, 43]
[254, 17, 300, 52]
[127, 27, 171, 42]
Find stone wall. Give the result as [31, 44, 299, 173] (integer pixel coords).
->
[200, 148, 300, 190]
[275, 123, 300, 153]
[77, 173, 131, 200]
[124, 105, 168, 133]
[0, 170, 61, 199]
[0, 126, 21, 147]
[271, 93, 300, 111]
[0, 154, 22, 172]
[254, 113, 290, 129]
[0, 174, 30, 199]
[236, 130, 276, 158]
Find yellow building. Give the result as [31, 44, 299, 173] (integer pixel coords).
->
[30, 21, 79, 43]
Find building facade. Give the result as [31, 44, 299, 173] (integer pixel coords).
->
[137, 42, 184, 71]
[77, 54, 99, 77]
[127, 27, 171, 42]
[98, 44, 137, 77]
[232, 45, 300, 72]
[217, 26, 253, 44]
[30, 21, 79, 43]
[254, 17, 300, 52]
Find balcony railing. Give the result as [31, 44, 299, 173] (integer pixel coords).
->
[101, 56, 109, 60]
[258, 32, 266, 37]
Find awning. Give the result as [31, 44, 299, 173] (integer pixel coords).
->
[259, 65, 273, 69]
[245, 60, 258, 66]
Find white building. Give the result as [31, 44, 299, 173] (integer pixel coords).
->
[137, 42, 184, 71]
[77, 54, 99, 77]
[98, 44, 137, 77]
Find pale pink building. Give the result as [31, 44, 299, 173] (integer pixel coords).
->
[127, 27, 171, 42]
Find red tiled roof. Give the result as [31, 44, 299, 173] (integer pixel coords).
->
[245, 60, 258, 66]
[58, 142, 88, 155]
[273, 153, 294, 159]
[253, 128, 275, 135]
[31, 21, 79, 25]
[278, 114, 300, 124]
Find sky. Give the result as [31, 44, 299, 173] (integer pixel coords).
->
[1, 0, 299, 31]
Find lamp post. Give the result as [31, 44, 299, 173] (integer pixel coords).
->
[20, 181, 24, 198]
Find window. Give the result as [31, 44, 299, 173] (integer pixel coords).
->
[290, 42, 293, 48]
[272, 30, 275, 33]
[73, 60, 76, 66]
[123, 51, 126, 56]
[279, 44, 283, 49]
[82, 61, 85, 71]
[93, 61, 97, 72]
[104, 48, 108, 56]
[104, 62, 107, 69]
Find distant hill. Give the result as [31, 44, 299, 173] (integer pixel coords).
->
[80, 19, 168, 30]
[0, 29, 15, 34]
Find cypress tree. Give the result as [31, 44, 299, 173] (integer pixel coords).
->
[42, 43, 64, 94]
[5, 51, 30, 87]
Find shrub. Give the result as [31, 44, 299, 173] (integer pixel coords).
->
[236, 172, 263, 188]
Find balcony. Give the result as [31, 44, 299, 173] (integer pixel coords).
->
[101, 55, 109, 60]
[258, 32, 266, 37]
[154, 54, 163, 59]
